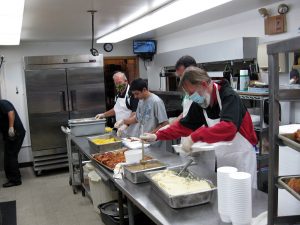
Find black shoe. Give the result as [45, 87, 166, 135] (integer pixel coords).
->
[2, 181, 22, 188]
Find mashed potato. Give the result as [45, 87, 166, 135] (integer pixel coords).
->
[151, 170, 211, 196]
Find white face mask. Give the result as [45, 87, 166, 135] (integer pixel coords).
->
[200, 90, 211, 108]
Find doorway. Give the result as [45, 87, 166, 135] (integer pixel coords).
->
[104, 56, 139, 126]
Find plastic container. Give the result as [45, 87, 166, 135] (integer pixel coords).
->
[69, 118, 106, 136]
[83, 162, 94, 187]
[88, 171, 117, 213]
[124, 150, 142, 163]
[239, 70, 249, 91]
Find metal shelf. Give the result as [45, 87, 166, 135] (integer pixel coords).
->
[267, 36, 300, 225]
[278, 89, 300, 101]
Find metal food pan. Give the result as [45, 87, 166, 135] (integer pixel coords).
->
[69, 118, 106, 136]
[123, 160, 167, 184]
[278, 176, 300, 201]
[278, 133, 300, 152]
[144, 167, 216, 208]
[92, 148, 127, 171]
[87, 134, 123, 152]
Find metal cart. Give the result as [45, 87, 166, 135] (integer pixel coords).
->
[61, 126, 81, 194]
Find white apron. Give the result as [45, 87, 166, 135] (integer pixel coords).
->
[203, 83, 257, 188]
[114, 85, 139, 137]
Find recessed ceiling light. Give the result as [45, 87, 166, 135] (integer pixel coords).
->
[0, 0, 25, 45]
[97, 0, 232, 43]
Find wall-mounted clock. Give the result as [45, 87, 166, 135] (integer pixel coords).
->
[278, 4, 289, 15]
[103, 43, 113, 52]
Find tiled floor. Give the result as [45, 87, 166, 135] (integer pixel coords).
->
[0, 167, 105, 225]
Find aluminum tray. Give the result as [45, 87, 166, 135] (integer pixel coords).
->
[278, 133, 300, 152]
[92, 148, 128, 171]
[278, 175, 300, 201]
[144, 167, 216, 208]
[87, 134, 123, 152]
[123, 160, 167, 184]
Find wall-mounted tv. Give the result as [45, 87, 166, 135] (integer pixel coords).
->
[133, 40, 157, 55]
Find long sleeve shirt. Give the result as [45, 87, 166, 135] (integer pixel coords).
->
[156, 80, 257, 146]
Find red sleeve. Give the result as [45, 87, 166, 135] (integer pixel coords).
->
[190, 121, 237, 143]
[156, 121, 193, 140]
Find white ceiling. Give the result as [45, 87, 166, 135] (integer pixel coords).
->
[21, 0, 282, 43]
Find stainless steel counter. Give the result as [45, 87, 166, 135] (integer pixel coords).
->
[71, 136, 268, 225]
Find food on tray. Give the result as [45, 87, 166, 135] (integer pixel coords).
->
[93, 149, 152, 170]
[151, 170, 211, 196]
[287, 177, 300, 194]
[294, 129, 300, 142]
[105, 127, 113, 133]
[123, 137, 141, 142]
[93, 149, 127, 169]
[92, 137, 117, 145]
[126, 161, 164, 171]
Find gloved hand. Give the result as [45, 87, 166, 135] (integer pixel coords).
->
[117, 124, 128, 137]
[8, 127, 15, 137]
[140, 133, 157, 142]
[114, 119, 124, 129]
[181, 136, 194, 153]
[158, 124, 170, 131]
[95, 113, 105, 120]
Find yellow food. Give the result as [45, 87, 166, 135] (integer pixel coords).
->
[151, 170, 211, 196]
[105, 127, 113, 133]
[92, 138, 116, 145]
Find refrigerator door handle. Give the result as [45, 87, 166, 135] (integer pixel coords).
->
[70, 90, 77, 111]
[60, 91, 67, 111]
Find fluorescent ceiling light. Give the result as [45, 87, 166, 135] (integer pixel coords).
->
[97, 0, 232, 43]
[0, 0, 25, 45]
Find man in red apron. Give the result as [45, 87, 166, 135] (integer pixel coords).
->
[95, 71, 139, 137]
[141, 66, 258, 188]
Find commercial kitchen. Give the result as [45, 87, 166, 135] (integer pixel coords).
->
[0, 0, 300, 225]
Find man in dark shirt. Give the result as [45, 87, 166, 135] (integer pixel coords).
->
[0, 99, 26, 187]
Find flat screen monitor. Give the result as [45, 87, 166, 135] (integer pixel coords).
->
[133, 40, 157, 54]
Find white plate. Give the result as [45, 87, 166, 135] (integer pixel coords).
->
[173, 141, 232, 154]
[122, 138, 150, 149]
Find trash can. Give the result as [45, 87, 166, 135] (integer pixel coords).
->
[88, 170, 118, 213]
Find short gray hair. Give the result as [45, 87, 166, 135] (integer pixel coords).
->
[179, 66, 211, 87]
[113, 71, 127, 81]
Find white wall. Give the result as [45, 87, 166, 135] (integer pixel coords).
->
[0, 41, 134, 162]
[146, 0, 300, 90]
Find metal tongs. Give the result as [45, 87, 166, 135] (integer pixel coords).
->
[177, 158, 194, 176]
[140, 124, 147, 169]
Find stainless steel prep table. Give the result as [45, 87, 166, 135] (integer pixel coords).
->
[71, 136, 268, 225]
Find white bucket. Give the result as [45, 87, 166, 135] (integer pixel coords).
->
[124, 150, 142, 163]
[88, 171, 117, 213]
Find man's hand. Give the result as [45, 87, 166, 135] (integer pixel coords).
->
[181, 136, 194, 153]
[8, 127, 15, 137]
[114, 119, 124, 129]
[117, 124, 128, 137]
[140, 133, 157, 142]
[158, 124, 170, 131]
[95, 113, 105, 120]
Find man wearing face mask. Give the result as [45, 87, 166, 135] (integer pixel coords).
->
[141, 66, 258, 188]
[95, 71, 139, 137]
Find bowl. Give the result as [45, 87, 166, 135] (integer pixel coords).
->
[124, 150, 142, 163]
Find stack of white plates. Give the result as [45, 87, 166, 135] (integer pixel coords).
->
[217, 166, 238, 223]
[229, 172, 252, 225]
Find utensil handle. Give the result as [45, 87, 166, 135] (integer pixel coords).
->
[178, 158, 194, 176]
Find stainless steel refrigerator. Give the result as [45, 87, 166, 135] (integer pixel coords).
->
[24, 55, 105, 174]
